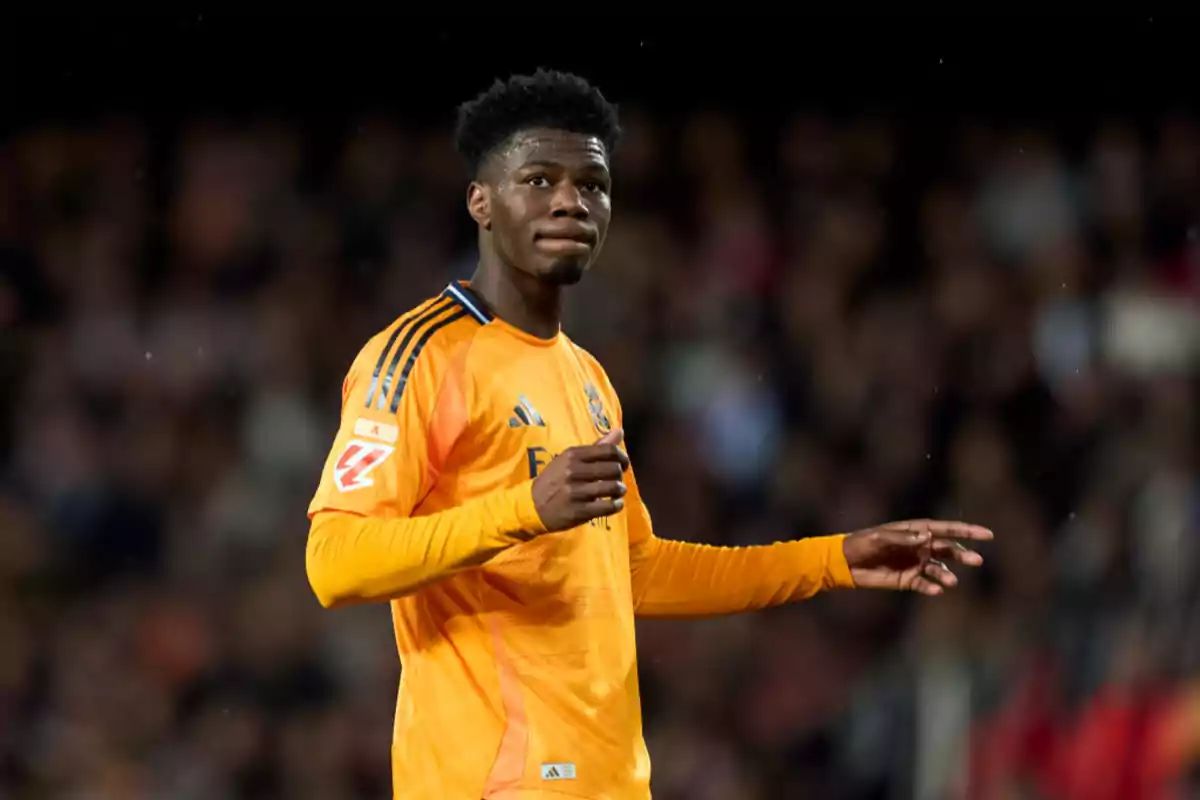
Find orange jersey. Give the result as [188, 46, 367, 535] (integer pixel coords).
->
[306, 281, 855, 799]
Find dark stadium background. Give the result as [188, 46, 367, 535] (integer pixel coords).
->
[1, 12, 1198, 799]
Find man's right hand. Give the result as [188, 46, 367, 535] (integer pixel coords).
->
[532, 429, 630, 532]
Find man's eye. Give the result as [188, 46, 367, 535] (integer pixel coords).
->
[525, 176, 550, 188]
[584, 181, 607, 193]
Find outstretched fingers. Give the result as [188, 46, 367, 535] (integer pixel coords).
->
[933, 539, 984, 567]
[885, 519, 993, 542]
[912, 559, 958, 596]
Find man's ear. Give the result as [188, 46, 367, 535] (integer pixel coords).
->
[467, 181, 490, 231]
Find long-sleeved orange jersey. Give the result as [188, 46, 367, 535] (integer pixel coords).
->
[306, 281, 856, 799]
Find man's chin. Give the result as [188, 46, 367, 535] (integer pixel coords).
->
[541, 258, 587, 286]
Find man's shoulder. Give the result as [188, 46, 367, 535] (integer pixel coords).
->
[353, 282, 492, 376]
[562, 336, 605, 376]
[344, 283, 493, 413]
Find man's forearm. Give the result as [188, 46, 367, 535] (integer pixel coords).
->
[628, 535, 856, 618]
[306, 483, 545, 608]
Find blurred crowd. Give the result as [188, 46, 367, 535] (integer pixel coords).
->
[0, 105, 1198, 799]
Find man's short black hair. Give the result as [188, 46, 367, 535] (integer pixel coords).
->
[453, 69, 622, 177]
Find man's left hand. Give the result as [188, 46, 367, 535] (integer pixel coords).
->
[842, 520, 993, 596]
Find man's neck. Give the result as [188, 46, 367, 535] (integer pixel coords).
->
[470, 259, 563, 341]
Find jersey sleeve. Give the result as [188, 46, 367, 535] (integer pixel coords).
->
[307, 328, 462, 520]
[579, 353, 857, 617]
[304, 321, 546, 608]
[625, 464, 854, 617]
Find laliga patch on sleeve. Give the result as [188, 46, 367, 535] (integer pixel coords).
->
[353, 418, 399, 443]
[333, 439, 394, 492]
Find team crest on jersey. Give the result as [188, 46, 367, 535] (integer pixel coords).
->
[584, 382, 611, 434]
[333, 439, 394, 492]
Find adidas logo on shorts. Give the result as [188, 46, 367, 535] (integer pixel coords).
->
[540, 762, 576, 781]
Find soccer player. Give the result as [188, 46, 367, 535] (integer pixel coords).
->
[305, 69, 992, 799]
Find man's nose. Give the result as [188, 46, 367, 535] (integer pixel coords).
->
[550, 184, 587, 218]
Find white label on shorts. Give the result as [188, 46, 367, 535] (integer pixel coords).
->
[541, 762, 576, 780]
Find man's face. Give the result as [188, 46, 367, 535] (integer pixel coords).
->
[471, 128, 612, 285]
